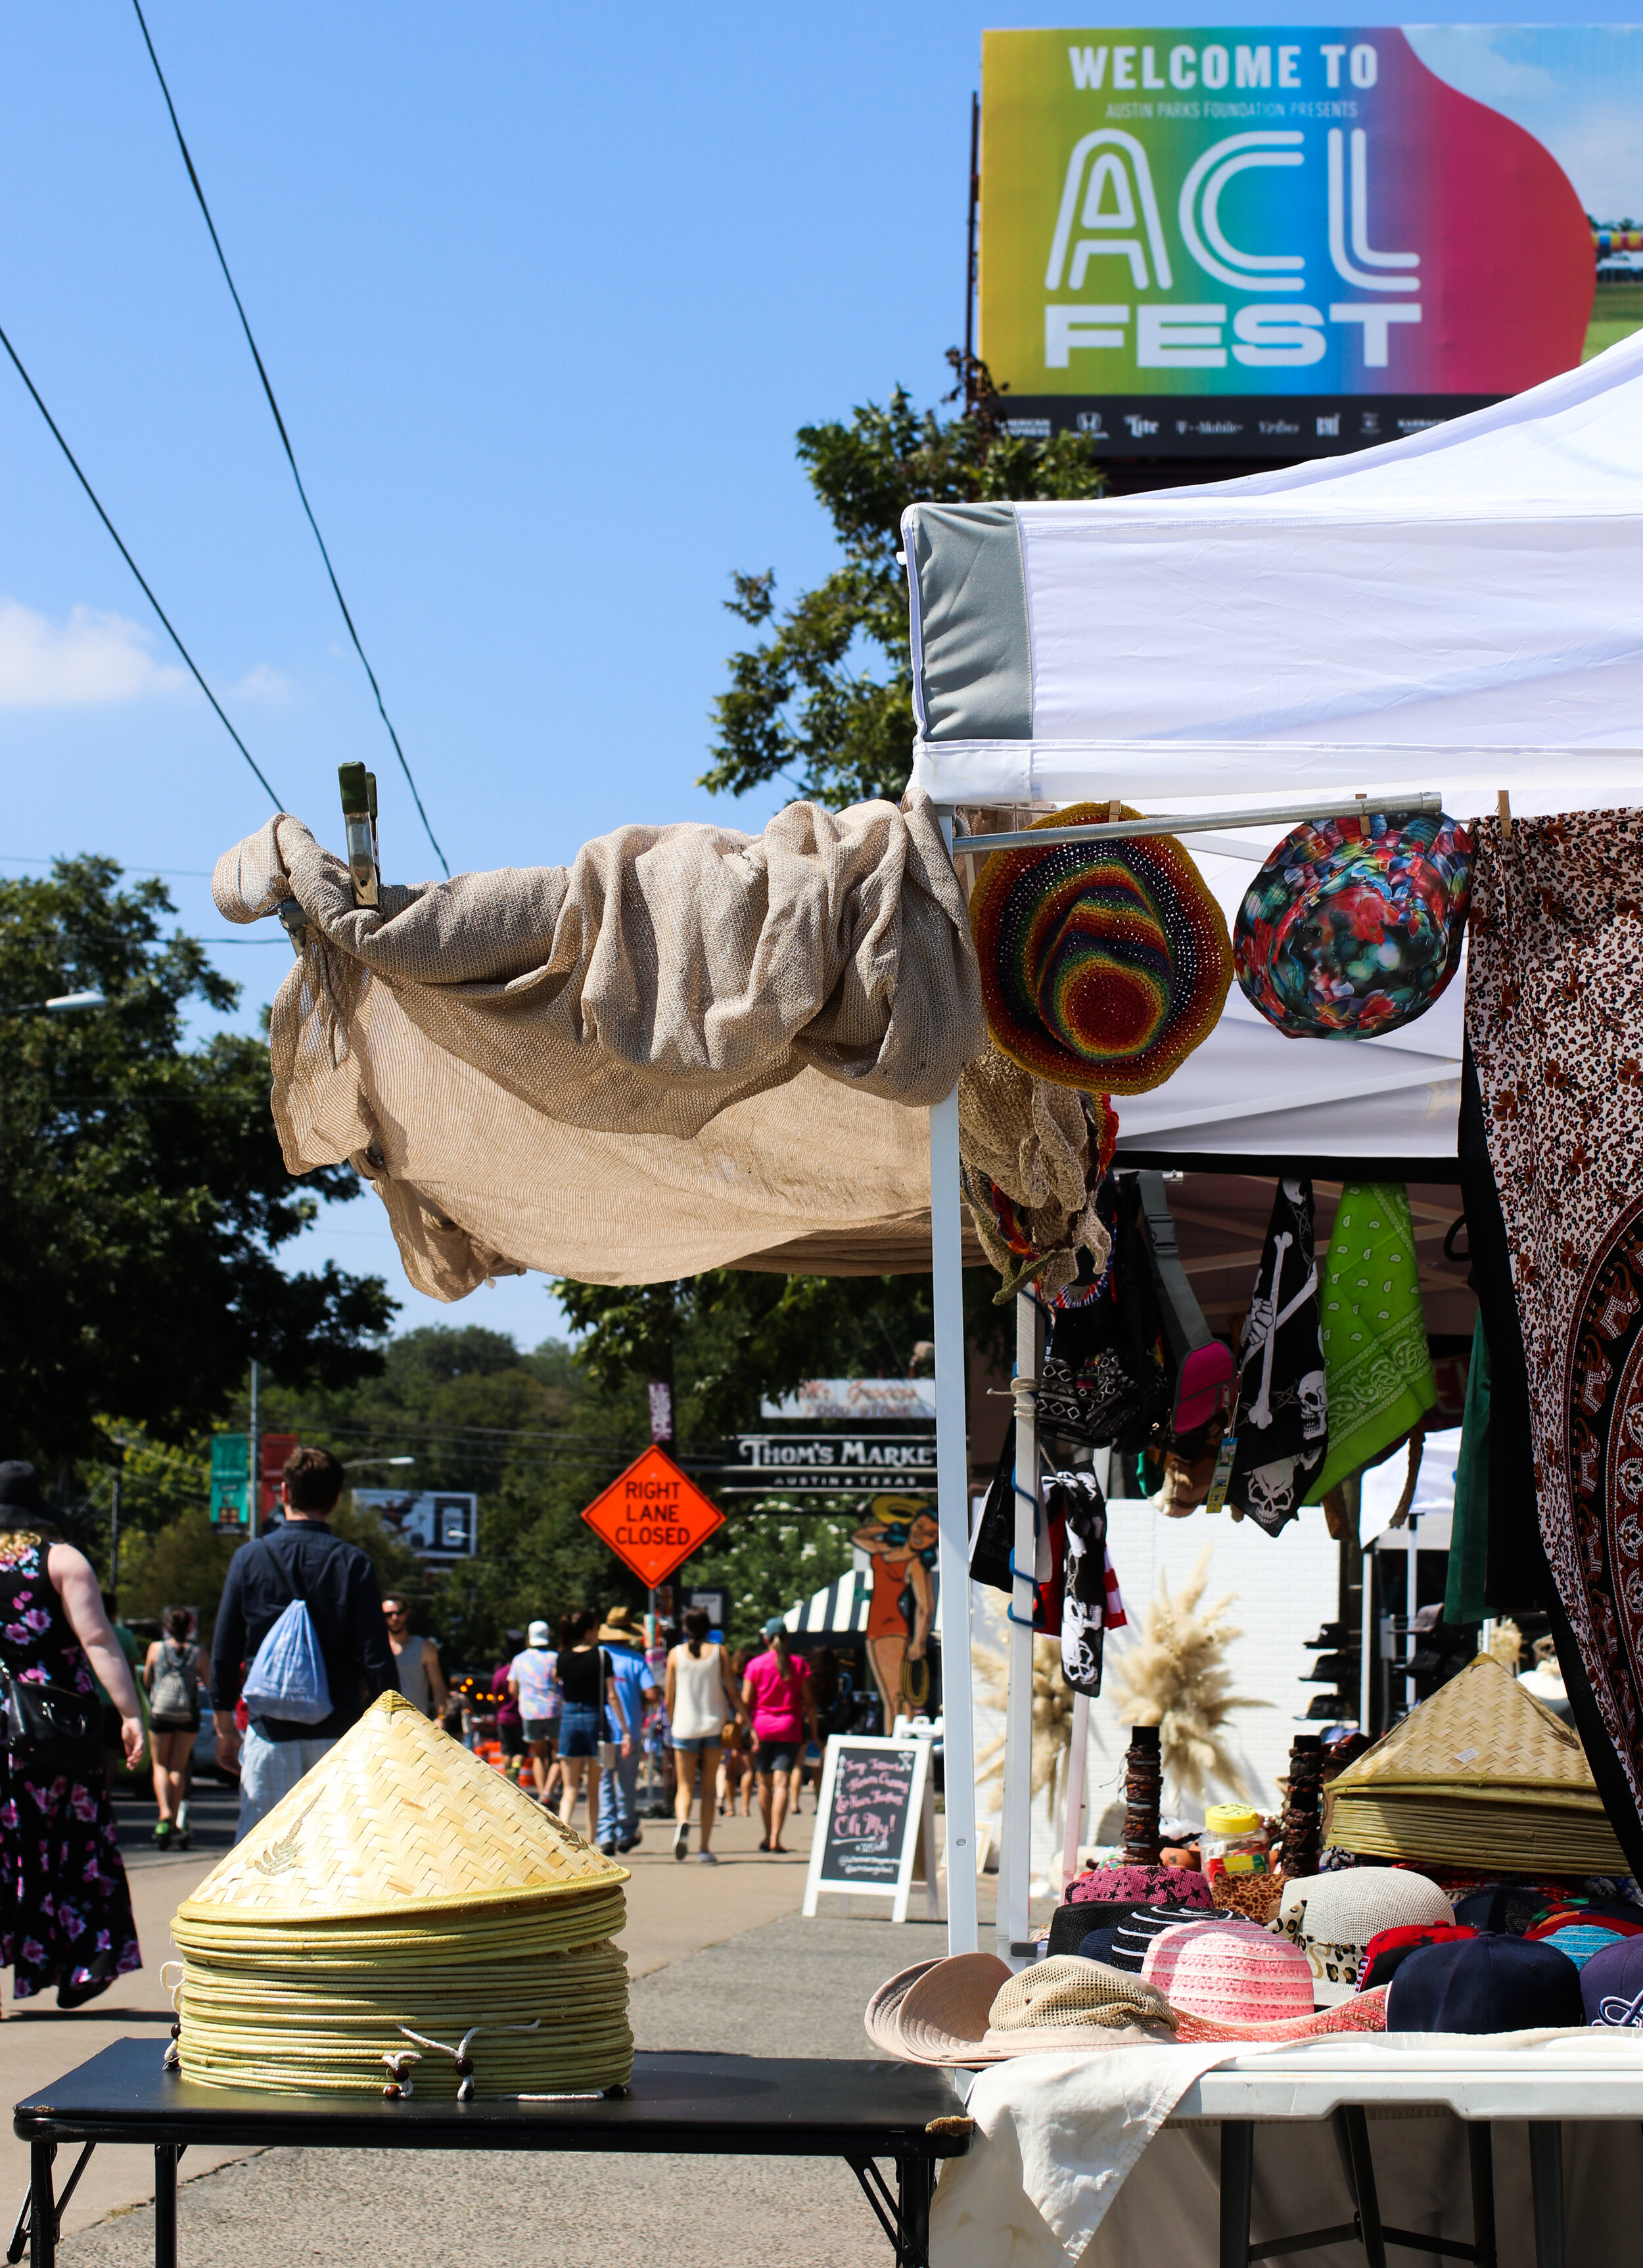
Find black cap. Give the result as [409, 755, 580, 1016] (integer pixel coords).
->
[0, 1462, 55, 1517]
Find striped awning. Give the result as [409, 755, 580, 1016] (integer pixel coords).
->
[782, 1569, 942, 1642]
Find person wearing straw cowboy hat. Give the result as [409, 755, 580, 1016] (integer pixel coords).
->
[211, 1444, 396, 1839]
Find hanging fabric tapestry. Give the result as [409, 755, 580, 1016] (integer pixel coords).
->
[1307, 1183, 1437, 1503]
[1054, 1471, 1114, 1697]
[1224, 1179, 1329, 1535]
[1467, 807, 1643, 1877]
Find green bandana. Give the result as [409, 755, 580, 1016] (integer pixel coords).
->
[1305, 1181, 1436, 1501]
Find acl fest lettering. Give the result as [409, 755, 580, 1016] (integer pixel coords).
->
[981, 26, 1607, 445]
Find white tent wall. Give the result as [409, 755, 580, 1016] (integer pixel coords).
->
[908, 332, 1643, 822]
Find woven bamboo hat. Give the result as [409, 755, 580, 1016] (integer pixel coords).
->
[1324, 1655, 1628, 1874]
[179, 1690, 628, 1928]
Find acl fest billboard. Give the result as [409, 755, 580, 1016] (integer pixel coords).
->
[981, 27, 1639, 456]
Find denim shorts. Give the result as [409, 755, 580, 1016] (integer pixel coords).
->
[670, 1734, 720, 1755]
[558, 1703, 602, 1759]
[521, 1718, 557, 1745]
[756, 1741, 799, 1774]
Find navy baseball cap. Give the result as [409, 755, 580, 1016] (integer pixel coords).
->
[1581, 1935, 1643, 2028]
[1387, 1931, 1583, 2033]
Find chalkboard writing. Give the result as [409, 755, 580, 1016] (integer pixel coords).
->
[820, 1743, 917, 1885]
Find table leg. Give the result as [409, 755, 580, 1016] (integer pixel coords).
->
[154, 2146, 178, 2268]
[1219, 2121, 1253, 2268]
[1339, 2107, 1387, 2268]
[895, 2154, 933, 2268]
[28, 2145, 54, 2268]
[1529, 2123, 1563, 2268]
[1468, 2123, 1497, 2268]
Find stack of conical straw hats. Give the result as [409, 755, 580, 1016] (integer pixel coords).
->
[1324, 1654, 1629, 1875]
[172, 1691, 632, 2098]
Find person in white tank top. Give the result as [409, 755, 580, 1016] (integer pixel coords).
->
[664, 1608, 747, 1863]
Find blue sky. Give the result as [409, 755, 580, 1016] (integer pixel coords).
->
[1, 2, 1628, 1349]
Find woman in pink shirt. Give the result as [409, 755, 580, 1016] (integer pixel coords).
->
[741, 1618, 820, 1855]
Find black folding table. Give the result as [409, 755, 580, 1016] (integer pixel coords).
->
[13, 2040, 972, 2268]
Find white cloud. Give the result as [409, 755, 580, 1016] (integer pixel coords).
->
[0, 597, 187, 707]
[229, 662, 294, 705]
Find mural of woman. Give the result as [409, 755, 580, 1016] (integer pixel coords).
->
[851, 1494, 939, 1730]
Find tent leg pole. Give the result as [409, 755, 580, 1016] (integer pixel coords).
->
[1061, 1689, 1089, 1893]
[929, 1079, 978, 1956]
[1000, 1293, 1041, 1963]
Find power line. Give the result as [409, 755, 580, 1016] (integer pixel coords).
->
[131, 0, 450, 880]
[0, 319, 285, 810]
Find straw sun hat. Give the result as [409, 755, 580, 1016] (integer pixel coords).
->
[172, 1691, 633, 2098]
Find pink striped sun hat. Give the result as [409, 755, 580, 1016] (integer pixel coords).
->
[1141, 1918, 1389, 2043]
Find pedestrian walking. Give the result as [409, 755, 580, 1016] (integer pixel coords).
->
[491, 1630, 527, 1778]
[508, 1620, 560, 1799]
[0, 1461, 143, 2008]
[210, 1444, 396, 1839]
[742, 1618, 820, 1855]
[143, 1607, 206, 1849]
[552, 1609, 630, 1843]
[382, 1595, 448, 1720]
[597, 1606, 659, 1855]
[664, 1608, 745, 1864]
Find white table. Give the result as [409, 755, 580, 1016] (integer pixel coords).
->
[1171, 2035, 1643, 2268]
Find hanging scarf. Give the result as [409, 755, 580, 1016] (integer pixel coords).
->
[1467, 808, 1643, 1875]
[1224, 1177, 1329, 1534]
[1307, 1181, 1436, 1502]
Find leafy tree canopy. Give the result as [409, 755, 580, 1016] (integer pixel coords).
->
[0, 858, 394, 1466]
[699, 360, 1108, 809]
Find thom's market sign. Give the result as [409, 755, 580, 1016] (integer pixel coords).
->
[724, 1432, 937, 1495]
[580, 1445, 725, 1586]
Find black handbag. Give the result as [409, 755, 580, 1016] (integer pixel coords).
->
[0, 1665, 104, 1777]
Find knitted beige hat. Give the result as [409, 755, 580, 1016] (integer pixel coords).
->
[876, 1952, 1174, 2064]
[1278, 1870, 1453, 2004]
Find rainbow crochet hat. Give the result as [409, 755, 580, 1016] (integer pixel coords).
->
[1233, 809, 1473, 1039]
[969, 805, 1232, 1095]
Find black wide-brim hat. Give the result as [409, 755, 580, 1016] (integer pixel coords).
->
[969, 805, 1232, 1095]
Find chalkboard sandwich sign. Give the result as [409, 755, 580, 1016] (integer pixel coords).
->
[802, 1736, 938, 1925]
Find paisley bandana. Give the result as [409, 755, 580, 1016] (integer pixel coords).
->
[1467, 809, 1643, 1874]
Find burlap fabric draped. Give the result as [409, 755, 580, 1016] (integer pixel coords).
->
[1466, 807, 1643, 1876]
[214, 791, 994, 1294]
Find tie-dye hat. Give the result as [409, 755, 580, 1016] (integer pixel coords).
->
[1233, 810, 1473, 1040]
[969, 805, 1232, 1094]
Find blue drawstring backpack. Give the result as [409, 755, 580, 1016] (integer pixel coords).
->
[241, 1559, 333, 1726]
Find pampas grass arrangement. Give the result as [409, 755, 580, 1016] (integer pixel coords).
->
[1482, 1617, 1523, 1672]
[973, 1634, 1076, 1824]
[1107, 1546, 1266, 1808]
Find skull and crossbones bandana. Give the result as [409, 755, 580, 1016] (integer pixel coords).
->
[1224, 1178, 1329, 1534]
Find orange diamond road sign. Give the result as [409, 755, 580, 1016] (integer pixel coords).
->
[580, 1445, 725, 1587]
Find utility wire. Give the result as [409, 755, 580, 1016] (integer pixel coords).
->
[131, 0, 450, 878]
[0, 319, 285, 809]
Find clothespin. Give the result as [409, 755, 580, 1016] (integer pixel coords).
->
[1107, 797, 1122, 823]
[1497, 788, 1513, 840]
[338, 762, 380, 907]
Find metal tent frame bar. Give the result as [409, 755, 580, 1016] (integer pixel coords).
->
[960, 790, 1441, 855]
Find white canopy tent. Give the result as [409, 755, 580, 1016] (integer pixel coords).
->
[912, 338, 1643, 1955]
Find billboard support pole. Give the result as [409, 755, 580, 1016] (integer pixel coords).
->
[963, 91, 979, 398]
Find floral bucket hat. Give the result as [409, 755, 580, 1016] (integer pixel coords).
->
[1232, 810, 1473, 1039]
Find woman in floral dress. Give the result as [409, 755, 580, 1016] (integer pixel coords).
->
[0, 1462, 143, 2008]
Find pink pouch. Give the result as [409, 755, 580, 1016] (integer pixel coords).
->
[1174, 1340, 1234, 1434]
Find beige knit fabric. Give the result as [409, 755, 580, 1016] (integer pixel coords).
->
[959, 1044, 1111, 1301]
[988, 1955, 1175, 2037]
[214, 792, 988, 1293]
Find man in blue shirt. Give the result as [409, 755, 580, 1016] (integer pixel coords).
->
[597, 1606, 660, 1855]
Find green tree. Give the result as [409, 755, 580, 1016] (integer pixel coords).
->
[700, 359, 1107, 809]
[0, 859, 394, 1465]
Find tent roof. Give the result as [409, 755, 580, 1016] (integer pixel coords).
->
[906, 331, 1643, 817]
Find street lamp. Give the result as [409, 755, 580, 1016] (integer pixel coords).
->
[0, 991, 108, 1016]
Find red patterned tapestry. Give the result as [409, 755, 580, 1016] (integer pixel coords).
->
[1468, 809, 1643, 1859]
